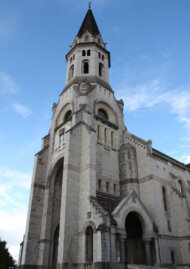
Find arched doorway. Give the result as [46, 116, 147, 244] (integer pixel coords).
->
[125, 212, 146, 265]
[85, 227, 93, 263]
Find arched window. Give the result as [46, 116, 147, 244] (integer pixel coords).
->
[104, 128, 107, 144]
[83, 61, 89, 74]
[97, 124, 101, 141]
[162, 186, 168, 211]
[69, 65, 74, 80]
[64, 110, 72, 122]
[87, 49, 91, 56]
[85, 35, 89, 41]
[82, 50, 86, 56]
[111, 131, 114, 147]
[86, 227, 93, 263]
[98, 108, 108, 120]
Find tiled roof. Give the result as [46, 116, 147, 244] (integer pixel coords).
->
[186, 163, 190, 168]
[96, 192, 121, 214]
[77, 9, 100, 37]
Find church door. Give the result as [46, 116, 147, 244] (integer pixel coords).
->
[125, 212, 146, 265]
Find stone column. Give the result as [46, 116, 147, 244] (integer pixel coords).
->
[144, 238, 151, 265]
[154, 238, 161, 266]
[110, 227, 116, 262]
[95, 230, 102, 262]
[120, 238, 126, 263]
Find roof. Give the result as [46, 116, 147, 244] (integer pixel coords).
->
[77, 8, 101, 38]
[152, 148, 190, 171]
[96, 192, 121, 214]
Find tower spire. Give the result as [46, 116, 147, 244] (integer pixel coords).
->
[77, 7, 100, 38]
[89, 1, 91, 9]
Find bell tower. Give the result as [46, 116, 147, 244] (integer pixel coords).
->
[19, 6, 127, 269]
[65, 6, 111, 86]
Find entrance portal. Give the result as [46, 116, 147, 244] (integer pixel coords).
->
[125, 212, 146, 265]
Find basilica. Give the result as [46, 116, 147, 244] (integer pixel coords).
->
[19, 6, 190, 269]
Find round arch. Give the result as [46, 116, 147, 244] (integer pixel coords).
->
[95, 100, 118, 125]
[56, 103, 73, 128]
[120, 207, 153, 237]
[46, 157, 64, 189]
[81, 221, 97, 235]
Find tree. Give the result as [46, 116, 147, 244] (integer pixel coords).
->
[0, 239, 15, 269]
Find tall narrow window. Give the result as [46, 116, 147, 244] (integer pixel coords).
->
[128, 150, 131, 159]
[171, 250, 175, 264]
[106, 182, 109, 192]
[98, 179, 101, 190]
[85, 35, 89, 41]
[69, 65, 74, 80]
[111, 131, 113, 146]
[162, 186, 168, 211]
[114, 184, 116, 194]
[178, 180, 183, 195]
[87, 49, 91, 56]
[167, 220, 172, 231]
[82, 50, 86, 56]
[83, 61, 89, 74]
[104, 128, 107, 144]
[97, 124, 101, 141]
[86, 227, 93, 263]
[99, 63, 103, 77]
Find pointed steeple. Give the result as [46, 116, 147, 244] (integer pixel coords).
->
[77, 8, 101, 38]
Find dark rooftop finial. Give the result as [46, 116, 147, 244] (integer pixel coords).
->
[89, 1, 91, 9]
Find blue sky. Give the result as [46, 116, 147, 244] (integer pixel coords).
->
[0, 0, 190, 262]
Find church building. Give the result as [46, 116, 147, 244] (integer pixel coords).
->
[19, 6, 190, 269]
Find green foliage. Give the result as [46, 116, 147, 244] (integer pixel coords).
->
[0, 239, 15, 269]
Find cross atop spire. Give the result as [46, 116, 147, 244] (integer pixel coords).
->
[89, 1, 91, 9]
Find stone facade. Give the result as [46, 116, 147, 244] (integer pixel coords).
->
[19, 7, 190, 269]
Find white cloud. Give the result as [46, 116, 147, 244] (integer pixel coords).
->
[0, 168, 31, 189]
[118, 79, 190, 136]
[0, 71, 19, 96]
[0, 209, 27, 262]
[0, 167, 31, 209]
[0, 168, 31, 261]
[177, 155, 190, 165]
[13, 103, 32, 118]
